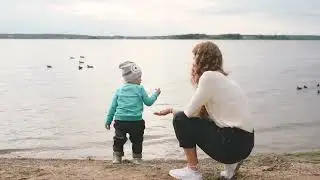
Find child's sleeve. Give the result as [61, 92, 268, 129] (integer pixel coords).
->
[105, 92, 118, 125]
[141, 86, 160, 106]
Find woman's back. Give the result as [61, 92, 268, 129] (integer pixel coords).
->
[186, 71, 253, 132]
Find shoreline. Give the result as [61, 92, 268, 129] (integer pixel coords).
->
[1, 151, 319, 180]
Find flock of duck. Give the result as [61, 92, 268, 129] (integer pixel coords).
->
[297, 83, 320, 94]
[46, 56, 94, 70]
[46, 60, 320, 95]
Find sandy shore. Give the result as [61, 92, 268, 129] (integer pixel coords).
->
[1, 152, 319, 180]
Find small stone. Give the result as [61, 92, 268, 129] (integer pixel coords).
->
[262, 165, 276, 171]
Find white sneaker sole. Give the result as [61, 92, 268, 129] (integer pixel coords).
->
[169, 171, 203, 180]
[169, 173, 180, 179]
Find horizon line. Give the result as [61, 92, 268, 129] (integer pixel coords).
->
[1, 33, 320, 36]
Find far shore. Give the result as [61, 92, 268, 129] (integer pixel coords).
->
[1, 33, 320, 40]
[1, 151, 319, 180]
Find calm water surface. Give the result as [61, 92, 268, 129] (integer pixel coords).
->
[0, 40, 319, 159]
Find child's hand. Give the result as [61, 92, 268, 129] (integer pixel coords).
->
[155, 88, 161, 95]
[105, 124, 110, 130]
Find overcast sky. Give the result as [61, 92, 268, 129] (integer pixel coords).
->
[0, 0, 319, 35]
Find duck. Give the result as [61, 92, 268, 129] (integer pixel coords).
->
[317, 83, 319, 87]
[318, 90, 320, 94]
[79, 61, 85, 64]
[80, 56, 85, 58]
[296, 86, 302, 90]
[70, 56, 75, 59]
[304, 85, 308, 89]
[87, 65, 94, 68]
[78, 66, 83, 70]
[47, 65, 52, 68]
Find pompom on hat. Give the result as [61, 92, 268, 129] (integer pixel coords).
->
[118, 61, 142, 83]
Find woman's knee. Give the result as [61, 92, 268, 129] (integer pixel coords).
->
[173, 111, 193, 133]
[173, 111, 188, 126]
[173, 111, 188, 121]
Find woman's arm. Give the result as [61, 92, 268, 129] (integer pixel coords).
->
[184, 72, 213, 117]
[154, 72, 212, 117]
[153, 107, 176, 116]
[184, 84, 210, 117]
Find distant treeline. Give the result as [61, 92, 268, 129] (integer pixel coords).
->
[1, 33, 320, 40]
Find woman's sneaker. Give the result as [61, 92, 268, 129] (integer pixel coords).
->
[112, 154, 122, 164]
[220, 160, 243, 179]
[169, 166, 203, 180]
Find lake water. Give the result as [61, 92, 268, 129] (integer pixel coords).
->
[0, 40, 320, 160]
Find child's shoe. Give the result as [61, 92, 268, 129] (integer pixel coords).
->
[113, 153, 122, 164]
[132, 153, 142, 164]
[132, 157, 142, 165]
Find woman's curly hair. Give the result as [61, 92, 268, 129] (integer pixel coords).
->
[191, 41, 228, 118]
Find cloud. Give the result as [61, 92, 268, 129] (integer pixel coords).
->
[48, 0, 216, 23]
[0, 0, 319, 35]
[199, 0, 320, 16]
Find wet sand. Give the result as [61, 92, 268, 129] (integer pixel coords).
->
[1, 152, 319, 180]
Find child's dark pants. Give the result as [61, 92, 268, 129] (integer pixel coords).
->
[113, 120, 145, 158]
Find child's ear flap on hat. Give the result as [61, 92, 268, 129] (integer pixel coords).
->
[119, 61, 134, 69]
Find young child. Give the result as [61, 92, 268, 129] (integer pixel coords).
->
[105, 61, 161, 164]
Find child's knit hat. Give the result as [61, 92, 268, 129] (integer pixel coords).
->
[119, 61, 142, 83]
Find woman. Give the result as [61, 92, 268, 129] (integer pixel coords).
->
[154, 41, 254, 180]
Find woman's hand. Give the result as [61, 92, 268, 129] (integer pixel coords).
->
[105, 124, 110, 130]
[153, 108, 173, 116]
